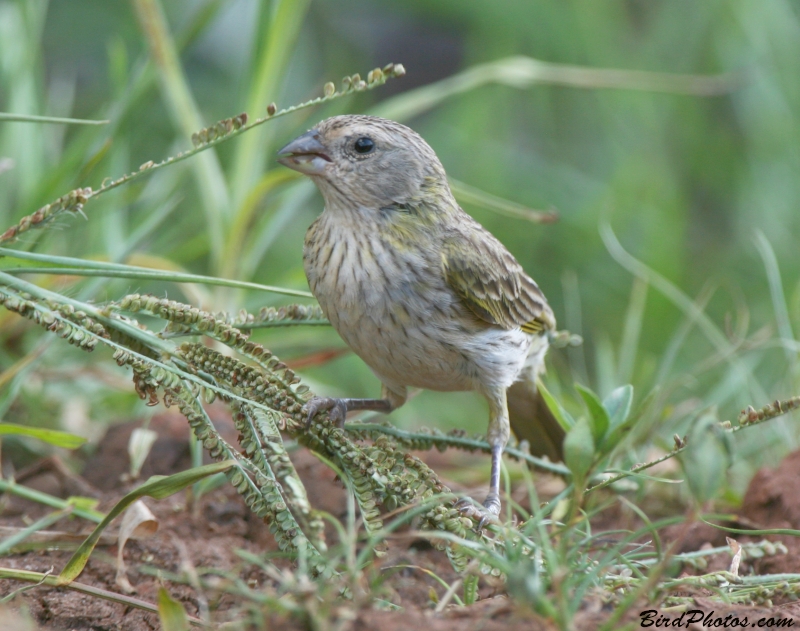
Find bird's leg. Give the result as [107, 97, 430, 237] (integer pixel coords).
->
[457, 387, 509, 528]
[484, 442, 503, 516]
[304, 384, 407, 429]
[303, 397, 391, 428]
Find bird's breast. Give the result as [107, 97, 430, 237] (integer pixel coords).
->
[302, 211, 532, 392]
[303, 213, 441, 329]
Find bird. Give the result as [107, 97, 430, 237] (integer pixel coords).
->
[277, 115, 563, 522]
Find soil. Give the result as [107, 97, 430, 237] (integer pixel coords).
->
[2, 412, 800, 630]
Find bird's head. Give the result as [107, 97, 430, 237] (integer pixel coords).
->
[277, 115, 449, 211]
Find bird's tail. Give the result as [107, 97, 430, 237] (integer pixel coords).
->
[507, 379, 565, 461]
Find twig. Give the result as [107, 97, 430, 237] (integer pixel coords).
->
[586, 394, 800, 495]
[0, 66, 406, 246]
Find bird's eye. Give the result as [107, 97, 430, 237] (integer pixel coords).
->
[353, 137, 375, 154]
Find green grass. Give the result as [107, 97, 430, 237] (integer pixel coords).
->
[2, 1, 800, 627]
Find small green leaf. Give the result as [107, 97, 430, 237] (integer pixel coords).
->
[603, 385, 633, 430]
[463, 574, 479, 606]
[574, 384, 609, 446]
[603, 385, 644, 451]
[563, 417, 595, 482]
[65, 496, 100, 512]
[157, 588, 189, 631]
[679, 414, 732, 504]
[537, 380, 575, 431]
[58, 460, 235, 584]
[0, 423, 86, 449]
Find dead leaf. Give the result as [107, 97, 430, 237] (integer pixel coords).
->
[115, 500, 158, 593]
[726, 536, 742, 577]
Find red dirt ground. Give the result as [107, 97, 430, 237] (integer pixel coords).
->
[2, 412, 800, 630]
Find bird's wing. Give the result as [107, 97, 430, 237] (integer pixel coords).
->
[441, 223, 555, 334]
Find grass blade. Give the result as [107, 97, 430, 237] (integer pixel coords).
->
[0, 479, 104, 523]
[449, 178, 558, 224]
[0, 247, 313, 297]
[617, 277, 648, 385]
[701, 519, 800, 538]
[132, 0, 230, 271]
[230, 0, 312, 205]
[0, 423, 86, 449]
[220, 169, 299, 279]
[600, 222, 767, 405]
[754, 230, 796, 364]
[372, 56, 739, 122]
[0, 113, 108, 125]
[561, 270, 589, 385]
[158, 587, 190, 631]
[58, 460, 235, 584]
[3, 266, 313, 298]
[0, 507, 74, 555]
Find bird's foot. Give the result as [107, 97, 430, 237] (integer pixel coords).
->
[455, 492, 501, 530]
[303, 397, 348, 429]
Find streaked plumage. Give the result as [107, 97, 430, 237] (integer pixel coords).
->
[278, 115, 562, 521]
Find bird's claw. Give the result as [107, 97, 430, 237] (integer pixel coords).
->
[303, 397, 348, 429]
[455, 493, 501, 530]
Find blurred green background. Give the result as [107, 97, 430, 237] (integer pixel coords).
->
[1, 0, 799, 498]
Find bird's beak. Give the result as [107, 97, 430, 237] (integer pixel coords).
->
[277, 130, 331, 176]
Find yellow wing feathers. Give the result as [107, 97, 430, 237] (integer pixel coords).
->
[441, 225, 555, 334]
